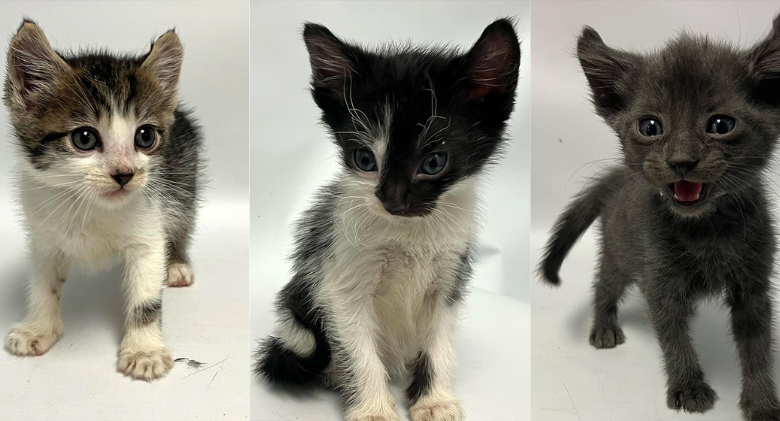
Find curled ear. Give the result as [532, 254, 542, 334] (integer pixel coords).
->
[140, 30, 183, 93]
[464, 18, 520, 100]
[577, 26, 639, 115]
[303, 23, 359, 98]
[6, 19, 70, 109]
[746, 13, 780, 106]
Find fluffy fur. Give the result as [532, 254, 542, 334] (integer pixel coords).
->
[255, 19, 520, 421]
[3, 20, 203, 380]
[540, 14, 780, 420]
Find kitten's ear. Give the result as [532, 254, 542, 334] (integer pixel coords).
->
[577, 26, 638, 115]
[746, 14, 780, 106]
[303, 23, 356, 94]
[463, 18, 521, 100]
[140, 30, 183, 93]
[6, 20, 70, 109]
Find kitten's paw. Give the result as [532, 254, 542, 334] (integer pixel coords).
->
[410, 399, 465, 421]
[166, 263, 194, 287]
[345, 408, 401, 421]
[667, 383, 717, 413]
[589, 325, 625, 349]
[741, 396, 780, 421]
[5, 322, 61, 356]
[746, 408, 780, 421]
[345, 415, 401, 421]
[118, 347, 173, 380]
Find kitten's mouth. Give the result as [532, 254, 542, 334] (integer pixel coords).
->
[666, 181, 712, 206]
[103, 188, 129, 200]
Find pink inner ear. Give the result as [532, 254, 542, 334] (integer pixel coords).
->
[143, 33, 183, 90]
[467, 36, 517, 99]
[8, 28, 65, 108]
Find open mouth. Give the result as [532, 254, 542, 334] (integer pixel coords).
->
[666, 181, 712, 207]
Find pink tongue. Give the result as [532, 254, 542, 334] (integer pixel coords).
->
[674, 181, 703, 202]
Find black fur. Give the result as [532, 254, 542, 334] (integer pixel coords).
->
[406, 352, 433, 404]
[446, 249, 474, 305]
[254, 274, 331, 386]
[254, 186, 337, 386]
[255, 20, 520, 418]
[304, 19, 520, 216]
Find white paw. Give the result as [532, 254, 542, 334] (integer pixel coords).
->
[166, 263, 194, 287]
[346, 415, 401, 421]
[5, 321, 62, 356]
[410, 399, 465, 421]
[346, 406, 401, 421]
[118, 347, 173, 380]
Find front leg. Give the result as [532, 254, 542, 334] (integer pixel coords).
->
[727, 283, 780, 420]
[408, 299, 464, 421]
[328, 294, 400, 421]
[645, 284, 716, 413]
[6, 248, 70, 356]
[117, 238, 172, 380]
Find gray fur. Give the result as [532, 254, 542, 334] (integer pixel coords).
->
[541, 15, 780, 420]
[132, 299, 162, 327]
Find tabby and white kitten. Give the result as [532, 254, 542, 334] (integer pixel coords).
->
[541, 15, 780, 421]
[3, 21, 202, 380]
[255, 20, 519, 421]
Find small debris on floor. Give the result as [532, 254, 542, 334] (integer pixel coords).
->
[182, 358, 228, 381]
[174, 357, 206, 368]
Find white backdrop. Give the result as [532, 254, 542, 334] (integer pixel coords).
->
[250, 1, 530, 420]
[531, 1, 780, 420]
[0, 1, 249, 420]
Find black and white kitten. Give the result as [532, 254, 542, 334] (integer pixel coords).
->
[255, 20, 520, 421]
[3, 21, 202, 380]
[541, 14, 780, 421]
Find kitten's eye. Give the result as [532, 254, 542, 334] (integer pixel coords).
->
[420, 152, 447, 175]
[706, 116, 735, 135]
[135, 125, 157, 149]
[70, 128, 100, 151]
[638, 118, 663, 137]
[353, 149, 377, 171]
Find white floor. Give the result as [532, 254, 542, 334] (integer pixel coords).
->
[530, 229, 780, 421]
[0, 193, 250, 421]
[250, 264, 531, 421]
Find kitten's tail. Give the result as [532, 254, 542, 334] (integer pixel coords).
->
[539, 167, 626, 285]
[254, 319, 331, 387]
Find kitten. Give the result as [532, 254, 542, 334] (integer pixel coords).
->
[540, 14, 780, 420]
[255, 19, 520, 421]
[3, 20, 202, 380]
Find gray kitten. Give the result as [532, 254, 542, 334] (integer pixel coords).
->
[541, 15, 780, 420]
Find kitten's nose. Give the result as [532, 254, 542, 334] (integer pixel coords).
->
[112, 172, 134, 187]
[669, 160, 699, 178]
[383, 203, 406, 216]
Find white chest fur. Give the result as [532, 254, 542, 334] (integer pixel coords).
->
[319, 175, 479, 375]
[19, 175, 164, 266]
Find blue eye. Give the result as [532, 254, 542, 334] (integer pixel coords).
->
[420, 152, 447, 175]
[706, 116, 735, 135]
[71, 128, 100, 151]
[135, 125, 157, 149]
[638, 118, 662, 137]
[353, 149, 377, 171]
